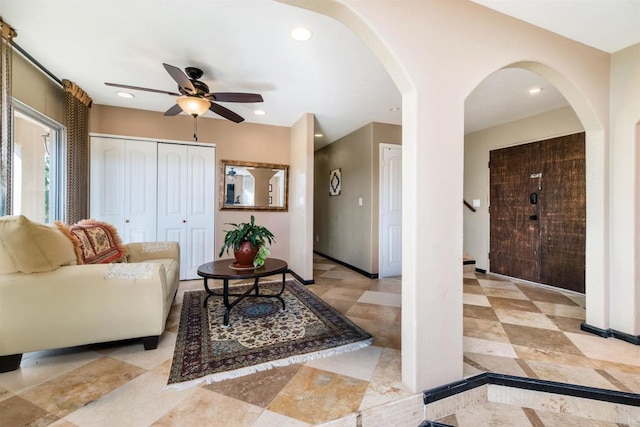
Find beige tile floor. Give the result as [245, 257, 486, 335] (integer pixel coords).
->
[1, 255, 640, 426]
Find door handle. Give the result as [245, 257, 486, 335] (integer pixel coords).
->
[529, 215, 538, 220]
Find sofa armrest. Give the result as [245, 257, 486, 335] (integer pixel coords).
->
[126, 242, 180, 263]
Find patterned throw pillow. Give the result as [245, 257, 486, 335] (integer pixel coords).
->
[68, 219, 128, 264]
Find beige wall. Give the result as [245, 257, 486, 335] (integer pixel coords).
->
[314, 122, 400, 275]
[315, 123, 373, 272]
[13, 53, 64, 125]
[90, 104, 293, 264]
[464, 106, 584, 271]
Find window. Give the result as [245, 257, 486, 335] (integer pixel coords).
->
[12, 101, 65, 223]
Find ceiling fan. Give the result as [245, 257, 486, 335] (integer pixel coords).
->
[105, 63, 263, 123]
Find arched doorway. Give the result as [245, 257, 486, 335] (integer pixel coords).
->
[288, 1, 609, 393]
[464, 67, 587, 292]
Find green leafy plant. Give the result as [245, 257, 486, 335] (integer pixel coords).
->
[253, 245, 271, 267]
[218, 215, 275, 263]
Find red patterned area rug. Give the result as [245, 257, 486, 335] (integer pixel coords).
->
[166, 280, 372, 389]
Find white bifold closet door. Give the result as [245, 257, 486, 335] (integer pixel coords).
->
[157, 143, 214, 280]
[90, 137, 157, 243]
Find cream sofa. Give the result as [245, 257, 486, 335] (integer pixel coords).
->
[0, 216, 180, 373]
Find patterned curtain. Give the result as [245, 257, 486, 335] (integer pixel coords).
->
[62, 79, 92, 224]
[0, 18, 16, 216]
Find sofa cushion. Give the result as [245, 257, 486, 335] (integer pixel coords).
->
[0, 215, 78, 274]
[68, 219, 129, 264]
[127, 242, 177, 262]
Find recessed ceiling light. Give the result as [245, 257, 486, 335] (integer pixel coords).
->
[528, 87, 543, 95]
[291, 27, 312, 41]
[389, 107, 400, 112]
[314, 133, 323, 138]
[254, 109, 266, 116]
[116, 91, 134, 99]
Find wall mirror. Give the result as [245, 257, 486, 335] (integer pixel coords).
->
[220, 160, 289, 211]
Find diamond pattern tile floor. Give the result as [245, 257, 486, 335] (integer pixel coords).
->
[1, 255, 639, 426]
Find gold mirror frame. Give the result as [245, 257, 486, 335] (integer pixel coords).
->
[219, 160, 289, 211]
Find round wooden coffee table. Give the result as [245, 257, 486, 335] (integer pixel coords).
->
[197, 258, 288, 326]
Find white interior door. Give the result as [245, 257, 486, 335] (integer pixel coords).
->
[185, 145, 215, 279]
[157, 143, 214, 280]
[157, 143, 189, 278]
[91, 137, 157, 242]
[123, 140, 157, 242]
[380, 144, 402, 277]
[90, 137, 126, 232]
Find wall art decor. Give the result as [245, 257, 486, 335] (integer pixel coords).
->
[329, 168, 341, 196]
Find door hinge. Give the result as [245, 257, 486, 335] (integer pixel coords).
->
[488, 252, 490, 260]
[488, 161, 491, 168]
[488, 205, 490, 213]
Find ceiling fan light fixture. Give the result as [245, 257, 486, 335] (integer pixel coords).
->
[116, 91, 134, 99]
[528, 87, 543, 95]
[254, 109, 266, 115]
[177, 95, 210, 116]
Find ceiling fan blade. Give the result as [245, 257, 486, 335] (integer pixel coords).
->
[207, 93, 264, 103]
[209, 102, 244, 123]
[164, 104, 183, 116]
[163, 63, 196, 95]
[105, 82, 180, 96]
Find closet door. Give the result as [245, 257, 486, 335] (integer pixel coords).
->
[157, 143, 189, 278]
[90, 137, 157, 241]
[157, 143, 214, 279]
[185, 145, 215, 279]
[90, 137, 125, 231]
[123, 140, 157, 242]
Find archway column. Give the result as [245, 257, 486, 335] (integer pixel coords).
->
[401, 89, 464, 392]
[584, 129, 610, 330]
[608, 46, 640, 336]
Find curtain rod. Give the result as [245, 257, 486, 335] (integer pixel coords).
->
[12, 41, 63, 87]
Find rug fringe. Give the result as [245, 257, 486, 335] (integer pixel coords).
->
[164, 337, 373, 391]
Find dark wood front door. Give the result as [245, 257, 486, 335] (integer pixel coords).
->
[489, 133, 585, 293]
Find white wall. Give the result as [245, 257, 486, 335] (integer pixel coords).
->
[289, 113, 315, 282]
[464, 107, 584, 271]
[609, 44, 640, 334]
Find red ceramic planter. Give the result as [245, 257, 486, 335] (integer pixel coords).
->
[233, 241, 259, 267]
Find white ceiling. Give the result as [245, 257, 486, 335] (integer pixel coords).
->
[2, 0, 639, 149]
[470, 0, 640, 53]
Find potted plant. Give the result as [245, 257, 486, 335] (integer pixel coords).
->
[219, 215, 275, 268]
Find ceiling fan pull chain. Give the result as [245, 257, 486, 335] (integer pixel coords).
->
[193, 114, 198, 142]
